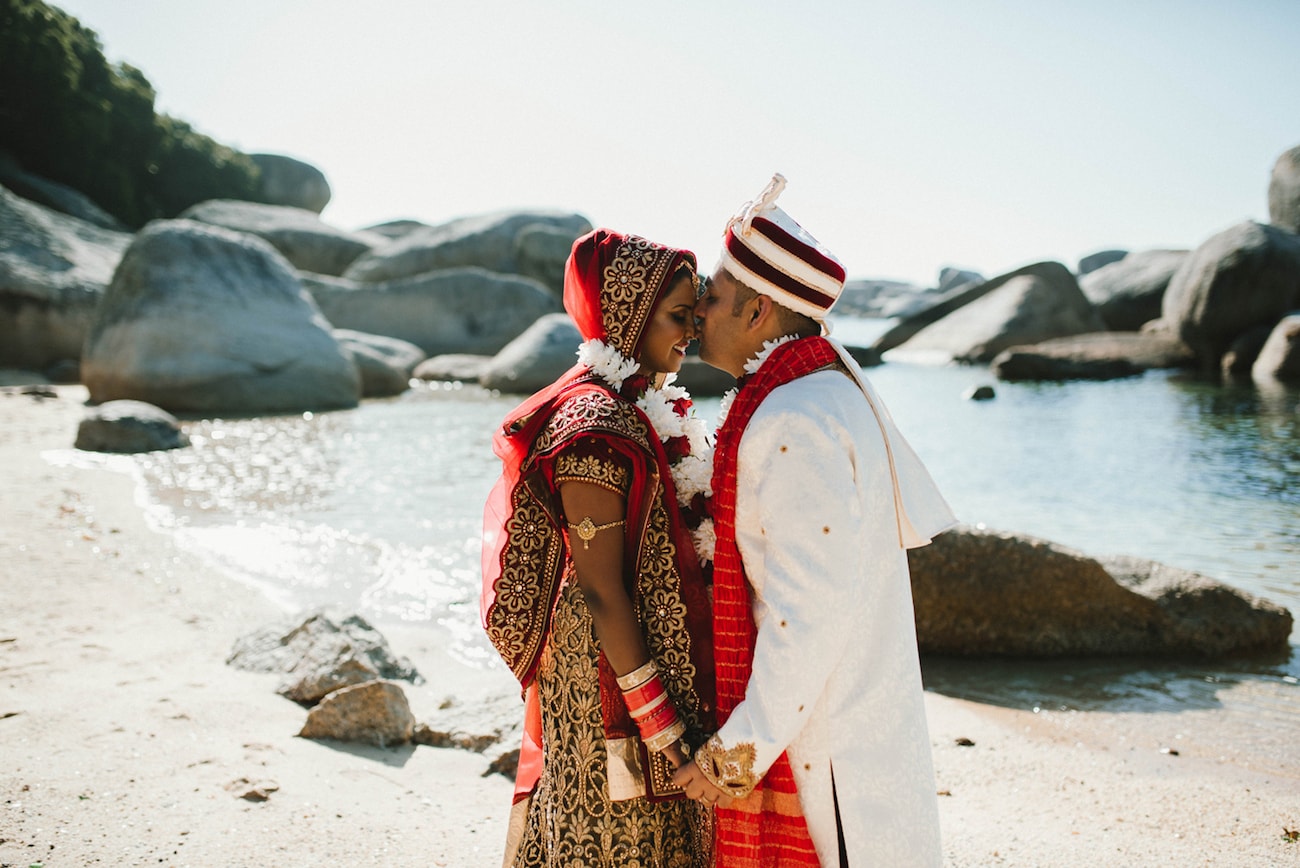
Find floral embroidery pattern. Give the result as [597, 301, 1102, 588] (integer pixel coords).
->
[694, 735, 760, 797]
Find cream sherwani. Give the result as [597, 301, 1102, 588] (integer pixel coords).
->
[713, 338, 956, 867]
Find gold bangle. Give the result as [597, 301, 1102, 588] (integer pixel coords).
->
[616, 659, 658, 691]
[567, 516, 624, 550]
[644, 719, 687, 754]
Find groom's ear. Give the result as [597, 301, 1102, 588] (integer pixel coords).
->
[748, 294, 774, 332]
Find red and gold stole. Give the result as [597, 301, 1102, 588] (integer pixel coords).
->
[709, 335, 840, 866]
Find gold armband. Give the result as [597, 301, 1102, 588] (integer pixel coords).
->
[568, 516, 624, 550]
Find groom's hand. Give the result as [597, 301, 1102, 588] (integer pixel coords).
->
[672, 760, 734, 808]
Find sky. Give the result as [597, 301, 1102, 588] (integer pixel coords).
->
[49, 0, 1300, 286]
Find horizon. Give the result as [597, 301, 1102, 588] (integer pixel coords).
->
[44, 0, 1300, 286]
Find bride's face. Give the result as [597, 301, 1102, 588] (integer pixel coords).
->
[636, 272, 698, 375]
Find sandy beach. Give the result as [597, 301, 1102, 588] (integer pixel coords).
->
[2, 384, 1297, 867]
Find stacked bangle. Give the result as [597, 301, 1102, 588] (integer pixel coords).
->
[617, 660, 686, 753]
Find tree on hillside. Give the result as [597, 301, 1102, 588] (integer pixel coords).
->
[0, 0, 263, 226]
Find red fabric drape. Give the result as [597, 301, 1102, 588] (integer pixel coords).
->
[710, 336, 840, 867]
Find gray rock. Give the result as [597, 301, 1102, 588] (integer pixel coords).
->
[360, 219, 429, 241]
[910, 526, 1292, 657]
[937, 267, 985, 294]
[227, 611, 422, 706]
[1251, 313, 1300, 383]
[480, 313, 581, 394]
[672, 354, 739, 397]
[334, 329, 425, 397]
[251, 153, 331, 214]
[897, 262, 1105, 363]
[990, 332, 1193, 382]
[413, 354, 492, 383]
[1080, 250, 1188, 331]
[0, 185, 130, 369]
[307, 267, 560, 356]
[75, 400, 190, 453]
[343, 210, 591, 283]
[1076, 249, 1128, 275]
[871, 262, 1068, 356]
[0, 154, 126, 230]
[412, 692, 521, 754]
[298, 680, 415, 747]
[82, 220, 360, 414]
[180, 199, 381, 276]
[514, 223, 581, 295]
[1221, 323, 1274, 379]
[962, 385, 996, 401]
[1268, 143, 1300, 233]
[834, 278, 934, 319]
[1161, 221, 1300, 372]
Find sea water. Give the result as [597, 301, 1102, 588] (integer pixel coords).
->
[63, 318, 1299, 741]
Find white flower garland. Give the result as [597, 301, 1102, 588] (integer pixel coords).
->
[577, 339, 715, 563]
[714, 335, 799, 431]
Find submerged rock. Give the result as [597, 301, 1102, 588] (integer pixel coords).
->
[910, 526, 1292, 658]
[1251, 313, 1300, 383]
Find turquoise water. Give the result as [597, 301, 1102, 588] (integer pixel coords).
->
[117, 319, 1298, 692]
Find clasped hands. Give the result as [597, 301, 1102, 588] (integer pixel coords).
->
[666, 743, 734, 808]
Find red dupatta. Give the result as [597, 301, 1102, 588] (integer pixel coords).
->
[709, 335, 840, 867]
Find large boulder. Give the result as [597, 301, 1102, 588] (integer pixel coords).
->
[1251, 314, 1300, 383]
[991, 331, 1193, 381]
[872, 262, 1068, 356]
[180, 199, 381, 276]
[895, 261, 1105, 363]
[514, 223, 581, 295]
[361, 219, 429, 242]
[479, 313, 581, 393]
[1080, 249, 1188, 331]
[910, 526, 1292, 658]
[343, 210, 591, 283]
[937, 267, 984, 294]
[74, 400, 190, 453]
[334, 329, 426, 397]
[1161, 221, 1300, 371]
[0, 185, 130, 369]
[305, 268, 560, 356]
[227, 611, 422, 706]
[298, 680, 415, 747]
[1268, 143, 1300, 233]
[82, 219, 360, 414]
[250, 153, 331, 214]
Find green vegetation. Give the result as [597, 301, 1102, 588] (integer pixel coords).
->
[0, 0, 263, 226]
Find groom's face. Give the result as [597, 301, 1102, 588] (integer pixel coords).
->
[694, 267, 756, 378]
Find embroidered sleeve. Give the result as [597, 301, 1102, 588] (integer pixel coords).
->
[551, 440, 632, 496]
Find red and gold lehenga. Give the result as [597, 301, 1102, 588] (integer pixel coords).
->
[481, 230, 716, 867]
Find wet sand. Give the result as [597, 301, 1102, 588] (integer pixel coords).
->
[1, 384, 1296, 866]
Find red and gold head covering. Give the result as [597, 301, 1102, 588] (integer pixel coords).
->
[563, 228, 697, 359]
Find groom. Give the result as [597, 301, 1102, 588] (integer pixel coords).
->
[672, 175, 956, 867]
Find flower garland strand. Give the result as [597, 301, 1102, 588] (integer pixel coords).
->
[577, 339, 715, 563]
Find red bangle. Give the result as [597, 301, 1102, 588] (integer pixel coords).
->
[622, 674, 667, 714]
[635, 701, 681, 739]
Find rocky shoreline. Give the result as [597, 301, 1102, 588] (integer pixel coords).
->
[2, 386, 1298, 866]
